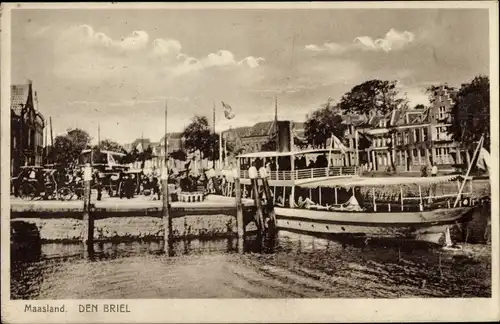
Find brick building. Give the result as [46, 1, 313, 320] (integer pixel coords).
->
[11, 81, 45, 176]
[359, 85, 462, 172]
[223, 120, 305, 154]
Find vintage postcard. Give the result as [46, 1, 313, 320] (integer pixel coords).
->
[1, 2, 499, 323]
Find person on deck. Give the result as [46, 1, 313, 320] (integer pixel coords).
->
[431, 163, 438, 177]
[297, 196, 317, 209]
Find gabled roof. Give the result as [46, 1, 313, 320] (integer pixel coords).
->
[341, 114, 368, 126]
[224, 126, 252, 141]
[247, 121, 276, 137]
[391, 107, 430, 127]
[159, 132, 184, 145]
[367, 111, 392, 128]
[11, 84, 31, 116]
[226, 120, 303, 139]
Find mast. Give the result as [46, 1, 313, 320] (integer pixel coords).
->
[50, 117, 54, 147]
[43, 124, 47, 164]
[274, 94, 279, 151]
[49, 117, 54, 164]
[453, 135, 484, 207]
[212, 101, 216, 167]
[355, 127, 360, 167]
[141, 131, 145, 171]
[97, 122, 101, 149]
[164, 102, 168, 165]
[223, 133, 227, 167]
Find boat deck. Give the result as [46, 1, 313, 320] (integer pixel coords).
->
[10, 195, 255, 215]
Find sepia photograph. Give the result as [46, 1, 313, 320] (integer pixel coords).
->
[1, 2, 498, 323]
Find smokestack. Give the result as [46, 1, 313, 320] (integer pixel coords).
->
[276, 121, 292, 152]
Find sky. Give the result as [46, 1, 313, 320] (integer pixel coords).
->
[11, 8, 490, 145]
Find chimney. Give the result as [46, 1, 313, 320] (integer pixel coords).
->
[276, 120, 292, 152]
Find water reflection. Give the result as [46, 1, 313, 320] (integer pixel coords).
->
[11, 230, 491, 299]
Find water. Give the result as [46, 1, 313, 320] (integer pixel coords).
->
[11, 231, 491, 299]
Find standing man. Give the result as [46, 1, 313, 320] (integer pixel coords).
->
[431, 162, 438, 177]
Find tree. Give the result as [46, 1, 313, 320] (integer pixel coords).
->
[122, 147, 139, 164]
[449, 75, 490, 149]
[170, 149, 187, 161]
[96, 139, 124, 152]
[51, 128, 91, 166]
[304, 100, 347, 148]
[139, 146, 153, 169]
[338, 79, 407, 116]
[181, 116, 219, 159]
[414, 104, 426, 110]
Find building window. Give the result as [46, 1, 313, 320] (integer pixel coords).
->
[378, 119, 386, 128]
[422, 128, 428, 142]
[438, 106, 447, 120]
[420, 148, 426, 163]
[414, 129, 421, 142]
[403, 132, 409, 145]
[396, 133, 401, 145]
[436, 126, 448, 140]
[435, 147, 451, 164]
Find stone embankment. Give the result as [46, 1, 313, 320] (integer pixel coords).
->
[12, 215, 237, 243]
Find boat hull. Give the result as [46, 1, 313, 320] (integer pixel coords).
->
[275, 206, 473, 245]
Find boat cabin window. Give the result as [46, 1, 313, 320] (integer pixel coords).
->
[293, 152, 329, 169]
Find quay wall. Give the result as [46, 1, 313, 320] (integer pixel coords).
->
[12, 214, 239, 242]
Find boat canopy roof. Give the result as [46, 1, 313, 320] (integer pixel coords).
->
[297, 175, 464, 188]
[238, 148, 337, 159]
[81, 149, 126, 157]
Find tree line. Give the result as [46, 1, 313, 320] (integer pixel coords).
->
[44, 75, 489, 168]
[303, 75, 490, 154]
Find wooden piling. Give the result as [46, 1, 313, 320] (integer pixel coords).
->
[82, 164, 93, 252]
[249, 166, 264, 252]
[259, 167, 277, 253]
[162, 175, 173, 256]
[234, 175, 244, 253]
[250, 178, 264, 231]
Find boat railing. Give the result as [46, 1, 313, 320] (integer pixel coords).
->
[239, 166, 359, 180]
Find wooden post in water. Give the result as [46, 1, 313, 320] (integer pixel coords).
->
[259, 166, 277, 253]
[162, 173, 173, 256]
[234, 169, 244, 253]
[82, 163, 94, 253]
[162, 101, 173, 256]
[249, 166, 264, 251]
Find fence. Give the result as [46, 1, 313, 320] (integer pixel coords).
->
[239, 166, 358, 181]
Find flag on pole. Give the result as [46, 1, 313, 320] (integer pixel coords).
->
[107, 152, 116, 166]
[332, 134, 347, 154]
[136, 142, 144, 153]
[477, 147, 490, 173]
[221, 101, 235, 120]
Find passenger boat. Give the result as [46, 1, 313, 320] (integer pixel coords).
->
[230, 149, 475, 245]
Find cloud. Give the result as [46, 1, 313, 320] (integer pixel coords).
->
[51, 24, 266, 80]
[354, 28, 415, 52]
[68, 99, 161, 107]
[238, 56, 265, 68]
[152, 38, 182, 57]
[305, 28, 415, 55]
[304, 42, 348, 55]
[118, 31, 150, 51]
